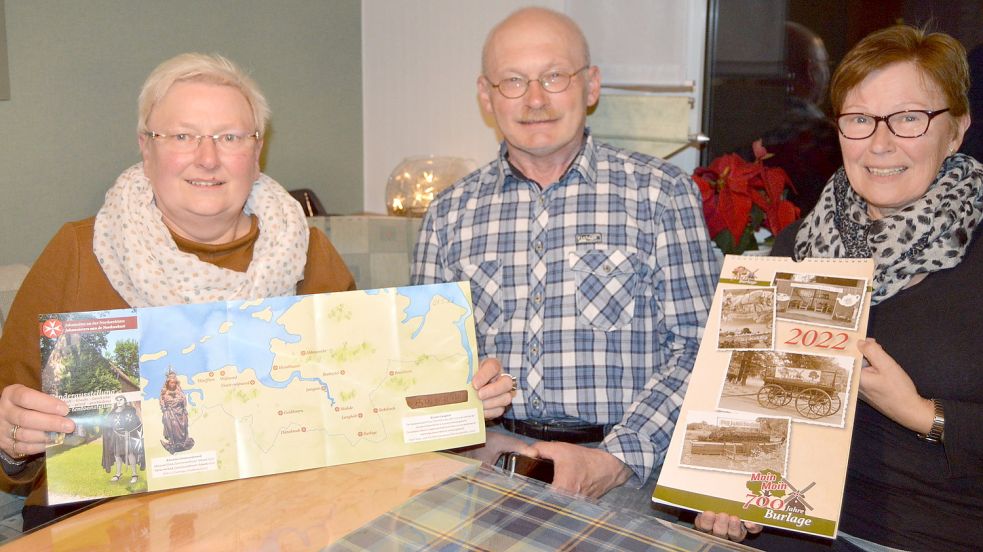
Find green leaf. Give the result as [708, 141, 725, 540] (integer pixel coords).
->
[713, 230, 738, 254]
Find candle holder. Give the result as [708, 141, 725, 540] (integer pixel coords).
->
[386, 156, 476, 216]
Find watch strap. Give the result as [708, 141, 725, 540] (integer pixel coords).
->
[917, 398, 945, 443]
[0, 448, 24, 467]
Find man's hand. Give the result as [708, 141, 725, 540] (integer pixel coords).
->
[457, 430, 538, 466]
[0, 384, 74, 459]
[530, 441, 632, 498]
[472, 357, 514, 419]
[694, 511, 763, 542]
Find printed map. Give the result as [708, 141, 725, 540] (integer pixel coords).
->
[41, 282, 484, 504]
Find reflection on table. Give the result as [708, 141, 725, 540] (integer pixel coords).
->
[3, 452, 752, 551]
[331, 462, 752, 551]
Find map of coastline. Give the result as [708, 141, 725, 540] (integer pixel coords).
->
[41, 282, 484, 503]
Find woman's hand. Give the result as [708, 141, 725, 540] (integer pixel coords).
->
[472, 357, 515, 419]
[857, 338, 936, 434]
[694, 511, 763, 542]
[0, 384, 74, 460]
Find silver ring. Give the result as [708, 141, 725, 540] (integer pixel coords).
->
[9, 424, 19, 442]
[507, 374, 517, 392]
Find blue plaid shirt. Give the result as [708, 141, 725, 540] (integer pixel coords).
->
[412, 134, 719, 485]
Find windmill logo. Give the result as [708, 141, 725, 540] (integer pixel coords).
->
[781, 478, 816, 514]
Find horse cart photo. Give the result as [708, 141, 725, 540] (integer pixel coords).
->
[756, 367, 843, 419]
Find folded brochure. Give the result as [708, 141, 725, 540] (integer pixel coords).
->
[653, 255, 875, 538]
[39, 282, 485, 504]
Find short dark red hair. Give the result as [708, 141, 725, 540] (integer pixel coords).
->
[830, 26, 969, 117]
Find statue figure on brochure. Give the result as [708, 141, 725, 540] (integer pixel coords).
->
[101, 395, 146, 484]
[160, 368, 195, 454]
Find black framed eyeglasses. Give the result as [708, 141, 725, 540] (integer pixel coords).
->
[488, 66, 590, 99]
[835, 108, 950, 140]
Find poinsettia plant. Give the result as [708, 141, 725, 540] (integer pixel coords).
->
[694, 140, 800, 254]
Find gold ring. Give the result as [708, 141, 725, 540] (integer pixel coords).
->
[9, 424, 20, 442]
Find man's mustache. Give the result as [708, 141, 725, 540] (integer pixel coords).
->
[518, 108, 559, 123]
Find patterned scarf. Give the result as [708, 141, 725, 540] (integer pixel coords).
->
[93, 163, 309, 307]
[793, 153, 983, 304]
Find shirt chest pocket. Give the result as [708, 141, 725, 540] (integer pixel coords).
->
[459, 258, 505, 335]
[568, 249, 639, 331]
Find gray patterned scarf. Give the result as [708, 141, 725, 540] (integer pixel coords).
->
[793, 153, 983, 304]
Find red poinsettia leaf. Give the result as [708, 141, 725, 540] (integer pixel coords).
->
[693, 174, 713, 198]
[749, 188, 771, 212]
[705, 198, 727, 237]
[706, 209, 727, 237]
[761, 166, 793, 202]
[718, 186, 753, 243]
[708, 153, 747, 176]
[723, 165, 758, 194]
[693, 167, 719, 183]
[770, 200, 800, 235]
[777, 166, 797, 194]
[692, 175, 725, 237]
[730, 159, 760, 179]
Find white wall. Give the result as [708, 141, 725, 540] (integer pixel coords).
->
[361, 0, 708, 214]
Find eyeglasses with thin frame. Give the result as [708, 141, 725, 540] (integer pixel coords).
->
[835, 108, 950, 140]
[488, 65, 590, 99]
[145, 131, 261, 153]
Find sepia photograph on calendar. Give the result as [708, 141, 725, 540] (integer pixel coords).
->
[654, 255, 875, 539]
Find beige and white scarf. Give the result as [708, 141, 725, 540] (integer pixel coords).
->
[93, 163, 309, 307]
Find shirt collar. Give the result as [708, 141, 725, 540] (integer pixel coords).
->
[493, 129, 598, 192]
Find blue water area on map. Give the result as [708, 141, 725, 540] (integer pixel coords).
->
[135, 284, 477, 404]
[137, 297, 305, 404]
[394, 282, 476, 383]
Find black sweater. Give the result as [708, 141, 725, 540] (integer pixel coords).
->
[767, 221, 983, 551]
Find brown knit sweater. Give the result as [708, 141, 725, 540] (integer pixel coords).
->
[0, 216, 355, 507]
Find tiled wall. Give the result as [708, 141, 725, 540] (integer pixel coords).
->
[308, 216, 423, 290]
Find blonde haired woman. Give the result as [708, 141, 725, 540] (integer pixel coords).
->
[0, 52, 355, 529]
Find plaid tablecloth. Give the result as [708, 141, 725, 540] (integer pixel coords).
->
[329, 465, 751, 551]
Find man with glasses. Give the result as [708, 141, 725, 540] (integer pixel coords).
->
[412, 7, 719, 512]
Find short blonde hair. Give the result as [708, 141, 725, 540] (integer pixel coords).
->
[137, 53, 271, 135]
[830, 26, 969, 118]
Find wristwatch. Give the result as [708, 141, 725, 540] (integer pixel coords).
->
[0, 448, 27, 475]
[917, 398, 945, 444]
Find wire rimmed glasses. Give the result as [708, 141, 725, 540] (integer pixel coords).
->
[488, 65, 590, 99]
[145, 131, 261, 153]
[835, 109, 950, 140]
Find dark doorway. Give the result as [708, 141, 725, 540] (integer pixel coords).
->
[702, 0, 983, 214]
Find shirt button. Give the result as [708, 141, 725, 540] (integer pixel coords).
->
[530, 344, 539, 355]
[534, 240, 544, 253]
[531, 397, 543, 409]
[533, 293, 543, 304]
[602, 263, 613, 273]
